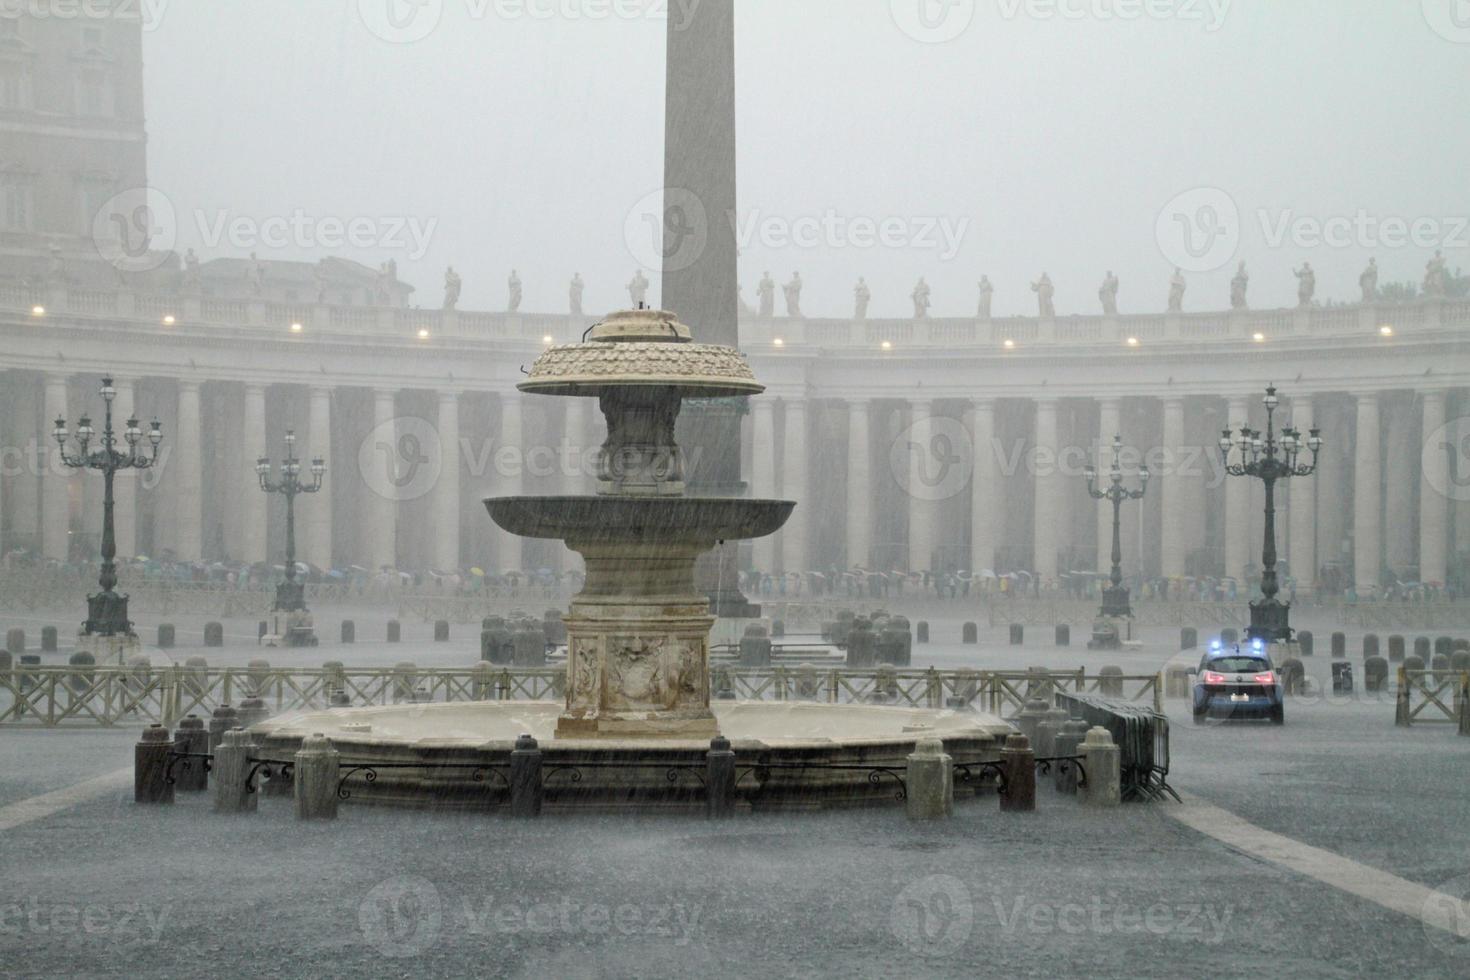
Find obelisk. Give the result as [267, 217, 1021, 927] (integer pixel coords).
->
[662, 0, 757, 617]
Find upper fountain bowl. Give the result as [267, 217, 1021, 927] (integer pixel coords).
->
[520, 308, 763, 399]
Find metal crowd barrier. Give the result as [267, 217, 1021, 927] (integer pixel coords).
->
[1055, 691, 1177, 802]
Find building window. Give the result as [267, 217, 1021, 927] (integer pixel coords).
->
[1, 174, 34, 232]
[76, 68, 113, 117]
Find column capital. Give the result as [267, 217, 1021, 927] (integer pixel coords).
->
[244, 381, 268, 396]
[968, 396, 996, 411]
[178, 379, 202, 395]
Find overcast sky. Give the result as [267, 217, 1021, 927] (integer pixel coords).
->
[141, 0, 1470, 318]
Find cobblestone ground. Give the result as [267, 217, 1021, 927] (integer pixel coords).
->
[2, 606, 1469, 978]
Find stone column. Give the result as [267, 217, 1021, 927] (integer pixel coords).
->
[968, 398, 996, 573]
[750, 397, 777, 572]
[1225, 395, 1251, 586]
[1353, 392, 1381, 593]
[906, 399, 935, 573]
[1315, 399, 1347, 572]
[174, 380, 203, 561]
[845, 398, 871, 570]
[240, 383, 268, 564]
[1096, 397, 1120, 572]
[306, 386, 333, 570]
[370, 388, 399, 570]
[1287, 395, 1316, 590]
[111, 378, 138, 558]
[496, 392, 524, 573]
[1419, 390, 1449, 587]
[1033, 397, 1059, 585]
[1383, 396, 1417, 578]
[780, 397, 808, 573]
[6, 376, 40, 555]
[1159, 395, 1186, 578]
[41, 373, 70, 561]
[433, 390, 460, 572]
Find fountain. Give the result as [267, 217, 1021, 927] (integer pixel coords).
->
[252, 308, 1011, 810]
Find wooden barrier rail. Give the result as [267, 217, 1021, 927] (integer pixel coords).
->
[0, 665, 1162, 728]
[1394, 669, 1470, 733]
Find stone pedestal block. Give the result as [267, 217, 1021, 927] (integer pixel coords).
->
[134, 725, 174, 805]
[1080, 727, 1120, 807]
[294, 733, 341, 821]
[1000, 734, 1035, 812]
[213, 730, 256, 814]
[905, 738, 953, 820]
[173, 715, 208, 793]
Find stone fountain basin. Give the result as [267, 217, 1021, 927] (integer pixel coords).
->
[253, 701, 1013, 812]
[485, 495, 794, 544]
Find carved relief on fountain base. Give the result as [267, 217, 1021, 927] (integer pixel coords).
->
[555, 597, 718, 739]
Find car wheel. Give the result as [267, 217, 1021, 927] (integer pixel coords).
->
[1193, 708, 1207, 725]
[1270, 704, 1284, 725]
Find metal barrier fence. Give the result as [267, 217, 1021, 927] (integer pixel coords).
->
[1394, 669, 1470, 733]
[0, 664, 1161, 729]
[1055, 691, 1177, 801]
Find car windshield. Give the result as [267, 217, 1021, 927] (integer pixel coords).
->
[1207, 657, 1270, 674]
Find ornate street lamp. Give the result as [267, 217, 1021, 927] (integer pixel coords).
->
[256, 428, 325, 619]
[54, 377, 163, 638]
[1085, 434, 1149, 620]
[1219, 385, 1322, 645]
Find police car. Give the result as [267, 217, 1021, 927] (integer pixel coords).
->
[1192, 638, 1285, 724]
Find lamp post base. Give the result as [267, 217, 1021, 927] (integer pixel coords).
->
[1098, 585, 1132, 620]
[1246, 597, 1293, 645]
[74, 630, 140, 666]
[83, 590, 133, 640]
[274, 581, 307, 613]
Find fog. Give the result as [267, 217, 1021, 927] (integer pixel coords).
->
[141, 0, 1470, 317]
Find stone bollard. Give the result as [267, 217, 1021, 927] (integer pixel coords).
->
[509, 734, 542, 818]
[1015, 698, 1050, 747]
[1055, 624, 1070, 647]
[706, 736, 737, 820]
[739, 624, 771, 668]
[1034, 716, 1058, 762]
[846, 618, 877, 668]
[434, 620, 450, 642]
[237, 696, 269, 731]
[962, 622, 978, 644]
[1220, 628, 1238, 646]
[1165, 665, 1192, 699]
[6, 628, 23, 655]
[1388, 635, 1405, 662]
[1180, 627, 1197, 651]
[1280, 659, 1306, 696]
[157, 624, 176, 649]
[208, 704, 239, 753]
[1436, 637, 1454, 659]
[213, 729, 257, 814]
[542, 610, 568, 648]
[294, 733, 341, 821]
[173, 715, 209, 793]
[1415, 637, 1432, 661]
[1298, 630, 1314, 658]
[182, 657, 209, 699]
[712, 665, 737, 701]
[1363, 657, 1389, 693]
[481, 626, 511, 664]
[1452, 651, 1470, 675]
[1079, 727, 1121, 807]
[916, 621, 929, 644]
[340, 620, 355, 644]
[392, 662, 418, 703]
[1361, 634, 1378, 660]
[513, 624, 548, 668]
[999, 734, 1036, 812]
[386, 620, 401, 643]
[771, 620, 785, 639]
[66, 650, 96, 694]
[1329, 632, 1345, 658]
[1054, 719, 1090, 794]
[134, 725, 175, 805]
[1432, 654, 1452, 683]
[1404, 654, 1426, 676]
[1024, 667, 1055, 702]
[40, 627, 57, 653]
[202, 622, 224, 648]
[258, 621, 268, 641]
[1009, 624, 1024, 646]
[905, 738, 954, 821]
[245, 658, 271, 698]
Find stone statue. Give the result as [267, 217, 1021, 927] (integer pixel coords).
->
[311, 262, 326, 303]
[569, 272, 585, 314]
[1031, 272, 1055, 317]
[783, 272, 803, 317]
[374, 262, 393, 305]
[443, 266, 462, 311]
[507, 269, 523, 313]
[1098, 271, 1119, 315]
[1166, 267, 1186, 313]
[1359, 258, 1378, 303]
[183, 248, 201, 290]
[1294, 262, 1315, 308]
[756, 272, 775, 317]
[246, 252, 265, 295]
[627, 269, 649, 307]
[911, 276, 931, 319]
[44, 244, 65, 284]
[1230, 261, 1249, 310]
[854, 277, 871, 320]
[1424, 249, 1448, 298]
[977, 276, 993, 319]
